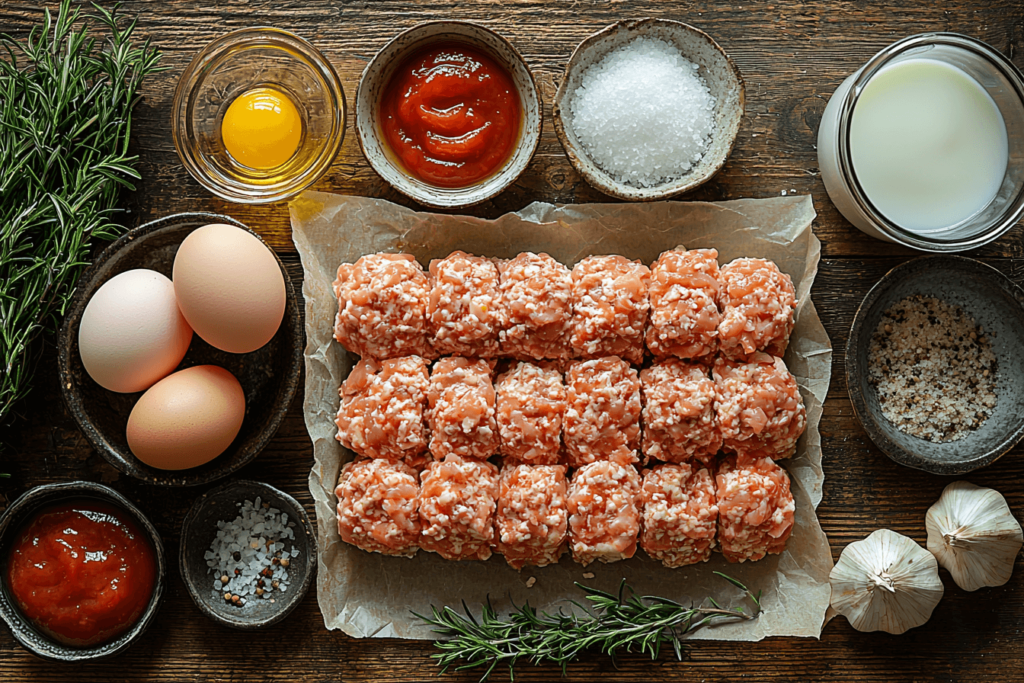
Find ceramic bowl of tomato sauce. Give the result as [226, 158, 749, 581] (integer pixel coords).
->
[0, 481, 166, 661]
[356, 21, 542, 209]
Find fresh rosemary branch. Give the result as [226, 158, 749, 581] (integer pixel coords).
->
[0, 1, 162, 423]
[414, 572, 762, 681]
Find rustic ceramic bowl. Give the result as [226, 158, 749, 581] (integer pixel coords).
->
[179, 480, 316, 630]
[0, 482, 166, 661]
[355, 21, 542, 209]
[57, 213, 303, 487]
[553, 18, 745, 201]
[847, 256, 1024, 475]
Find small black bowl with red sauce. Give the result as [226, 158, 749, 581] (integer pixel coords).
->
[0, 481, 166, 661]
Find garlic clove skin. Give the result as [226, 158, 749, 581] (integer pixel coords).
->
[925, 481, 1023, 592]
[830, 529, 944, 634]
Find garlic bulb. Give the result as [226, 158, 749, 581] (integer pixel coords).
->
[925, 481, 1023, 592]
[829, 529, 943, 634]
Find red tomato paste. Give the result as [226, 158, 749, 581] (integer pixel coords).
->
[5, 499, 157, 647]
[379, 42, 521, 188]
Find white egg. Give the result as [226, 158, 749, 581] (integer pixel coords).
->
[78, 269, 193, 393]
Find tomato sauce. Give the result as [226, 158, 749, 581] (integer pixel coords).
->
[5, 499, 157, 647]
[379, 42, 521, 188]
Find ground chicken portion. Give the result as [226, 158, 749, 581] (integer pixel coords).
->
[333, 253, 433, 360]
[495, 464, 569, 569]
[336, 459, 421, 557]
[498, 252, 573, 360]
[567, 460, 641, 566]
[646, 248, 722, 360]
[640, 358, 721, 467]
[419, 456, 500, 561]
[713, 353, 806, 460]
[427, 251, 505, 357]
[335, 356, 430, 466]
[569, 255, 650, 364]
[427, 357, 499, 461]
[495, 362, 566, 466]
[715, 455, 794, 563]
[640, 463, 718, 568]
[718, 258, 796, 360]
[563, 357, 641, 468]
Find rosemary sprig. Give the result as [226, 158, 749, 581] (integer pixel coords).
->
[414, 572, 762, 681]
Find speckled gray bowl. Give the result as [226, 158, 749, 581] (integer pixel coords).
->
[0, 482, 166, 661]
[355, 21, 542, 209]
[553, 18, 745, 201]
[847, 256, 1024, 475]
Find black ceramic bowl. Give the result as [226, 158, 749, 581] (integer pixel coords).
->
[847, 255, 1024, 475]
[0, 482, 166, 661]
[57, 212, 303, 486]
[179, 480, 316, 630]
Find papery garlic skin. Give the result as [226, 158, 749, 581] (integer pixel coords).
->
[926, 481, 1023, 592]
[830, 529, 944, 634]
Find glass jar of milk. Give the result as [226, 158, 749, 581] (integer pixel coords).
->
[818, 33, 1024, 251]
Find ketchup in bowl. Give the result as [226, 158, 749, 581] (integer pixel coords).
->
[5, 499, 157, 647]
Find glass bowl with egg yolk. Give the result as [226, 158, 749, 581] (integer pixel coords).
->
[172, 28, 345, 203]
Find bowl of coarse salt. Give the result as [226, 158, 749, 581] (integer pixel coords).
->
[553, 18, 744, 201]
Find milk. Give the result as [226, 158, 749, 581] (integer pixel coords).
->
[849, 58, 1008, 234]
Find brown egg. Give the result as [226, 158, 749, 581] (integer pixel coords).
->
[126, 365, 246, 470]
[172, 224, 286, 354]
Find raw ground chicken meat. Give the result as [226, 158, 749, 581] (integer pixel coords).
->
[495, 362, 566, 466]
[418, 456, 500, 561]
[498, 252, 573, 360]
[640, 358, 721, 467]
[335, 356, 429, 465]
[563, 357, 641, 468]
[715, 455, 794, 563]
[569, 255, 650, 364]
[427, 251, 505, 357]
[646, 248, 722, 360]
[427, 357, 499, 461]
[336, 459, 421, 557]
[640, 463, 718, 568]
[567, 460, 642, 566]
[718, 258, 796, 360]
[495, 464, 569, 569]
[333, 253, 433, 360]
[714, 353, 806, 460]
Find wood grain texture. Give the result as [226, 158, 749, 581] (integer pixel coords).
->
[1, 0, 1023, 680]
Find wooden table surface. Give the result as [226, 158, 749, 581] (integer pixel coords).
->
[2, 0, 1024, 680]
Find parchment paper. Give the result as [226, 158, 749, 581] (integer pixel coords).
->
[290, 191, 833, 641]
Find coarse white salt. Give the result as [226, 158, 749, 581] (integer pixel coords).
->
[568, 36, 716, 188]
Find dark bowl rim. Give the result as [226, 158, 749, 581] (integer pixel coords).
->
[178, 479, 317, 631]
[0, 481, 167, 662]
[846, 254, 1024, 475]
[56, 212, 303, 487]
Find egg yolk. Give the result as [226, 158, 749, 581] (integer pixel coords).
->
[221, 87, 302, 170]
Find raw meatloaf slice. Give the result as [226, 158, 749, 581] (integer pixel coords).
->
[640, 463, 718, 568]
[495, 464, 569, 569]
[333, 253, 433, 360]
[563, 357, 641, 468]
[718, 258, 796, 360]
[495, 362, 566, 466]
[640, 358, 721, 467]
[569, 255, 650, 364]
[427, 251, 505, 357]
[646, 248, 722, 360]
[498, 252, 573, 360]
[713, 353, 806, 460]
[336, 356, 430, 465]
[419, 456, 500, 561]
[336, 459, 421, 557]
[427, 357, 499, 461]
[715, 455, 795, 563]
[567, 460, 641, 566]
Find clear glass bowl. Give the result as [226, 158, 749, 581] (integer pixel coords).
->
[172, 27, 345, 204]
